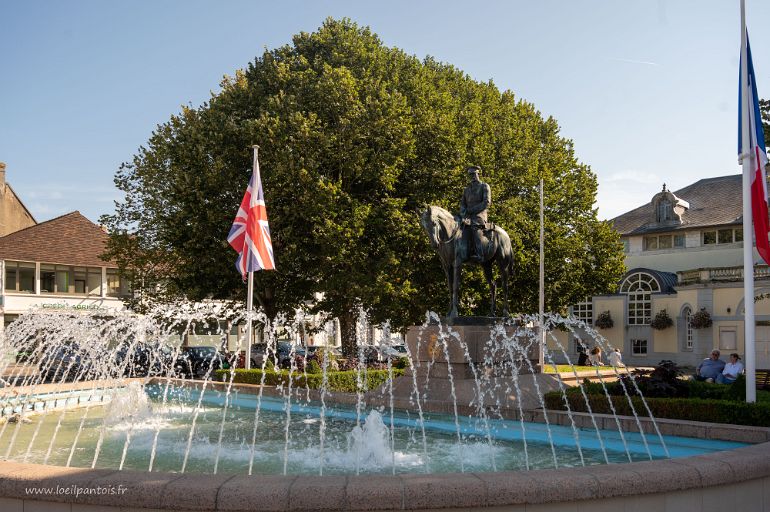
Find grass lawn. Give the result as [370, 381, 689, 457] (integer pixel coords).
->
[543, 365, 619, 373]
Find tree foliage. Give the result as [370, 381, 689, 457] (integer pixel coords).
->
[102, 18, 625, 353]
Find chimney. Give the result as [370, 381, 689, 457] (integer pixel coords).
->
[0, 162, 5, 195]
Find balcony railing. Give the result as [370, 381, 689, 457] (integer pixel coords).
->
[678, 265, 770, 285]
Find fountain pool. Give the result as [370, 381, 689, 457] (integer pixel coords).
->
[0, 384, 748, 476]
[1, 307, 768, 511]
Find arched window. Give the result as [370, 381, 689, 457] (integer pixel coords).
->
[619, 272, 660, 325]
[657, 199, 673, 222]
[682, 306, 693, 349]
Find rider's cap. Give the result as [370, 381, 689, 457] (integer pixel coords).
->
[466, 166, 482, 175]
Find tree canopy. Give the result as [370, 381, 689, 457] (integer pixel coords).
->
[102, 18, 625, 354]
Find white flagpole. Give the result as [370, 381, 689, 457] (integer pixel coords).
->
[245, 271, 254, 370]
[539, 178, 545, 368]
[739, 0, 756, 403]
[244, 145, 259, 371]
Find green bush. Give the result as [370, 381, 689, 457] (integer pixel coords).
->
[214, 368, 404, 393]
[544, 390, 770, 427]
[392, 356, 410, 370]
[306, 359, 322, 374]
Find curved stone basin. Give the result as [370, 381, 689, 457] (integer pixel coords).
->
[2, 440, 769, 511]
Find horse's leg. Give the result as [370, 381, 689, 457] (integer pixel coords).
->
[483, 262, 496, 316]
[445, 266, 454, 317]
[500, 257, 510, 317]
[450, 258, 461, 319]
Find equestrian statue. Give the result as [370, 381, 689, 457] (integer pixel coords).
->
[420, 166, 514, 320]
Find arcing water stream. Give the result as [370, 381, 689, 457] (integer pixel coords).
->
[0, 305, 743, 475]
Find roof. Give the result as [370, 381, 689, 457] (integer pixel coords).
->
[611, 174, 742, 235]
[0, 211, 116, 267]
[622, 268, 678, 294]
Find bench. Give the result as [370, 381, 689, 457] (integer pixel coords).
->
[757, 369, 770, 390]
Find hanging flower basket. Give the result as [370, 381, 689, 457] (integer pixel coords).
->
[690, 308, 713, 329]
[651, 309, 674, 330]
[595, 310, 614, 329]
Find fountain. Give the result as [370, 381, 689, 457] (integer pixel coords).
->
[0, 304, 767, 511]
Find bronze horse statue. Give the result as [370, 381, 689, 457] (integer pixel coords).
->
[420, 205, 514, 319]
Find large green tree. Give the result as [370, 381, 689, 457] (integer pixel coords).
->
[102, 18, 625, 355]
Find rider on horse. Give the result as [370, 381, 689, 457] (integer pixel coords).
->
[460, 166, 491, 262]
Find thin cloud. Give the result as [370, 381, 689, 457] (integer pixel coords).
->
[604, 170, 661, 185]
[608, 57, 659, 67]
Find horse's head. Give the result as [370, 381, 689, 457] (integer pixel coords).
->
[420, 205, 458, 250]
[419, 206, 440, 248]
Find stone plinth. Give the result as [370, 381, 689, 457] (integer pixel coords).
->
[405, 321, 540, 377]
[395, 320, 549, 411]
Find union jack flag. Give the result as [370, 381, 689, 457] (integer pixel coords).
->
[228, 151, 275, 275]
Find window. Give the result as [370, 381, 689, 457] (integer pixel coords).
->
[703, 228, 742, 246]
[5, 265, 16, 291]
[643, 236, 658, 250]
[620, 272, 660, 325]
[40, 264, 73, 294]
[719, 327, 737, 350]
[106, 269, 128, 297]
[622, 239, 630, 253]
[683, 306, 693, 350]
[5, 261, 35, 293]
[631, 339, 648, 356]
[642, 234, 682, 251]
[572, 299, 593, 326]
[656, 199, 673, 222]
[718, 229, 733, 244]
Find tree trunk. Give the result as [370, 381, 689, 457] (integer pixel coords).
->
[339, 310, 358, 358]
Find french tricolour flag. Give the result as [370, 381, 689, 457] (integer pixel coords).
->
[228, 152, 276, 276]
[739, 31, 770, 265]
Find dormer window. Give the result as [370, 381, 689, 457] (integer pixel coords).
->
[651, 184, 689, 225]
[657, 198, 673, 222]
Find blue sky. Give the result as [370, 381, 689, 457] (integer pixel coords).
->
[1, 0, 768, 223]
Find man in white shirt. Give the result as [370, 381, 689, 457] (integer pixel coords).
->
[716, 353, 744, 384]
[608, 348, 624, 368]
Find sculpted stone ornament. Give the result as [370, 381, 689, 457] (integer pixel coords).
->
[420, 166, 514, 320]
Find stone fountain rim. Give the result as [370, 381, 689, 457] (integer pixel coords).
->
[1, 441, 769, 511]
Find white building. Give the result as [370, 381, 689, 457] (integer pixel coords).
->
[555, 175, 770, 369]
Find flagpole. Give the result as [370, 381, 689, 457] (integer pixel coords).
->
[244, 145, 260, 371]
[739, 0, 756, 403]
[539, 178, 545, 368]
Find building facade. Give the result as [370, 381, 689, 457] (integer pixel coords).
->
[0, 162, 36, 237]
[0, 211, 129, 328]
[553, 175, 770, 368]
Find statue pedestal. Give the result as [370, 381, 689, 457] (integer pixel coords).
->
[404, 321, 541, 379]
[386, 320, 550, 414]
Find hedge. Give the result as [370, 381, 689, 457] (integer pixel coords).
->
[544, 390, 770, 427]
[214, 368, 404, 393]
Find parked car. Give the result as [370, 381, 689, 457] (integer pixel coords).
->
[39, 343, 95, 382]
[113, 342, 191, 378]
[392, 344, 408, 355]
[248, 343, 269, 368]
[276, 341, 305, 368]
[182, 346, 229, 379]
[362, 345, 402, 363]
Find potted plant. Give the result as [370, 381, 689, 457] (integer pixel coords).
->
[650, 309, 674, 330]
[690, 308, 713, 329]
[595, 310, 614, 329]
